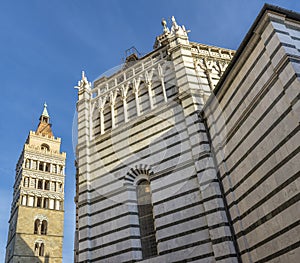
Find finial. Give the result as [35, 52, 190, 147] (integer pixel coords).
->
[171, 16, 178, 29]
[82, 70, 88, 82]
[41, 102, 50, 118]
[169, 16, 189, 37]
[161, 18, 169, 33]
[75, 70, 91, 90]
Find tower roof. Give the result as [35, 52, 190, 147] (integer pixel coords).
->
[41, 102, 50, 118]
[36, 102, 53, 137]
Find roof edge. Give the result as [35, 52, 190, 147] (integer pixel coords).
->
[203, 4, 300, 112]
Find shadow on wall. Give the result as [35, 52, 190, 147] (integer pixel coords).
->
[7, 236, 45, 263]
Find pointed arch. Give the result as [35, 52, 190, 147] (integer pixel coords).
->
[114, 89, 124, 127]
[126, 82, 137, 120]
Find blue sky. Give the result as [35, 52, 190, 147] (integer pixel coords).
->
[0, 1, 299, 262]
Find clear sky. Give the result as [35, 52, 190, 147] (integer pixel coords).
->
[0, 0, 299, 262]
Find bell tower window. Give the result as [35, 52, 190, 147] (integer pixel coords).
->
[41, 144, 50, 151]
[37, 180, 43, 189]
[34, 219, 40, 234]
[41, 220, 47, 235]
[37, 197, 42, 208]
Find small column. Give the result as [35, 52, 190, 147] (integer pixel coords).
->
[43, 162, 46, 172]
[21, 195, 26, 206]
[98, 96, 107, 135]
[134, 90, 140, 116]
[145, 71, 154, 109]
[133, 78, 141, 116]
[161, 78, 167, 102]
[99, 108, 105, 134]
[55, 200, 60, 210]
[49, 163, 52, 173]
[110, 91, 117, 129]
[146, 81, 154, 109]
[121, 84, 129, 123]
[123, 97, 128, 122]
[30, 159, 33, 169]
[158, 64, 167, 102]
[111, 103, 115, 129]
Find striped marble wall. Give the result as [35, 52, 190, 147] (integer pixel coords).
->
[75, 17, 235, 263]
[204, 6, 300, 263]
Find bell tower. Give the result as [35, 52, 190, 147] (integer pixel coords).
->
[5, 104, 66, 263]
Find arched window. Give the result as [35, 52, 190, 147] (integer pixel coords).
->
[34, 243, 39, 256]
[41, 220, 47, 235]
[136, 180, 157, 259]
[39, 243, 44, 256]
[41, 144, 50, 151]
[34, 219, 40, 234]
